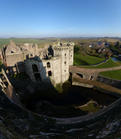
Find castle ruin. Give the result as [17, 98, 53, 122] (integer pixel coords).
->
[1, 40, 74, 85]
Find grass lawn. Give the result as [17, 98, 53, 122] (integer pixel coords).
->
[92, 58, 121, 68]
[100, 69, 121, 80]
[80, 58, 121, 68]
[76, 100, 101, 113]
[74, 52, 121, 68]
[74, 53, 105, 66]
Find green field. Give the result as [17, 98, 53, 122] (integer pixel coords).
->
[0, 39, 10, 47]
[74, 53, 105, 66]
[0, 38, 58, 48]
[100, 69, 121, 80]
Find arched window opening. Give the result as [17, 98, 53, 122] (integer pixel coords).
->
[11, 51, 14, 53]
[77, 73, 83, 78]
[32, 64, 38, 72]
[48, 45, 54, 56]
[64, 61, 66, 65]
[90, 76, 94, 80]
[65, 53, 66, 56]
[47, 62, 51, 68]
[48, 71, 52, 76]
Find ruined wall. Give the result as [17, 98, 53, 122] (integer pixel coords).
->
[25, 57, 63, 85]
[24, 43, 74, 85]
[6, 53, 24, 67]
[42, 57, 61, 84]
[3, 41, 74, 85]
[24, 54, 71, 85]
[24, 59, 47, 82]
[21, 43, 39, 57]
[1, 41, 41, 69]
[0, 69, 21, 105]
[69, 66, 99, 81]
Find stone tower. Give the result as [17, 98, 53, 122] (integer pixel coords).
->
[53, 42, 74, 83]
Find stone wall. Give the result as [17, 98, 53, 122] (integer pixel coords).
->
[20, 43, 39, 56]
[24, 43, 74, 85]
[24, 56, 70, 85]
[1, 67, 121, 137]
[97, 75, 121, 89]
[53, 45, 73, 83]
[24, 59, 47, 82]
[0, 69, 21, 105]
[59, 47, 70, 83]
[6, 53, 24, 67]
[53, 45, 74, 66]
[2, 72, 121, 127]
[69, 45, 74, 66]
[2, 41, 74, 85]
[42, 57, 61, 84]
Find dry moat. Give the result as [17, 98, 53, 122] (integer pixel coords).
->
[1, 71, 121, 139]
[17, 81, 118, 118]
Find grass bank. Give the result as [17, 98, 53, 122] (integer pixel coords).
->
[79, 58, 121, 69]
[100, 69, 121, 80]
[90, 58, 121, 68]
[74, 53, 105, 66]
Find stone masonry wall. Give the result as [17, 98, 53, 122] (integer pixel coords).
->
[6, 53, 24, 67]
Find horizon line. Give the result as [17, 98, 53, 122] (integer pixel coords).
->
[0, 36, 121, 39]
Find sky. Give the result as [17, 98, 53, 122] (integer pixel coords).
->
[0, 0, 121, 38]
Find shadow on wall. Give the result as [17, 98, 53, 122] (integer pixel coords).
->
[48, 45, 54, 57]
[97, 75, 121, 89]
[5, 56, 44, 82]
[5, 61, 25, 77]
[3, 55, 57, 100]
[24, 56, 49, 83]
[0, 57, 58, 108]
[0, 69, 21, 105]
